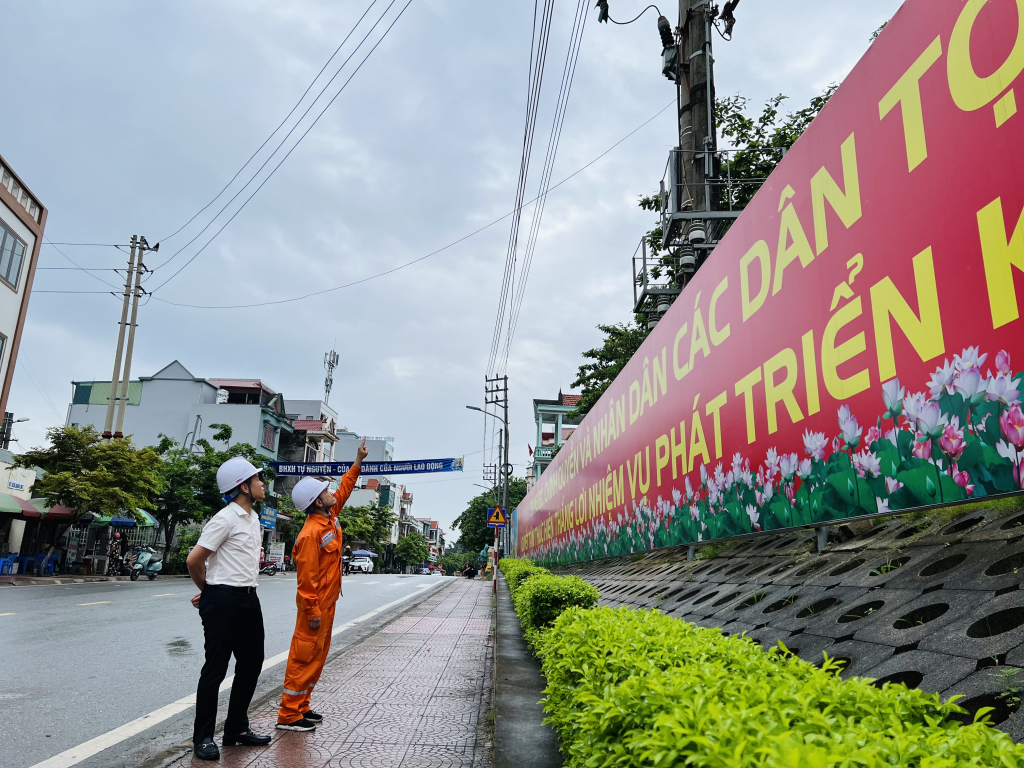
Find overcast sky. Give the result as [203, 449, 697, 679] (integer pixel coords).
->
[3, 0, 901, 540]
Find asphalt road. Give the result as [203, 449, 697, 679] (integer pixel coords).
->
[0, 571, 448, 768]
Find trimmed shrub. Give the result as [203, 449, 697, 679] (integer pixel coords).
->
[538, 606, 1024, 767]
[513, 573, 599, 651]
[499, 557, 549, 595]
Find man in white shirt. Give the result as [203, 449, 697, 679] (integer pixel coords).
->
[186, 456, 273, 761]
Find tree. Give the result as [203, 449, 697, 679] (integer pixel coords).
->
[569, 321, 650, 419]
[717, 86, 838, 209]
[152, 436, 207, 565]
[394, 531, 429, 569]
[438, 550, 466, 574]
[14, 426, 162, 556]
[336, 503, 374, 544]
[452, 478, 529, 555]
[152, 427, 276, 563]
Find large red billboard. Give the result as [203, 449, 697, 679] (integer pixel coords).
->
[517, 0, 1024, 566]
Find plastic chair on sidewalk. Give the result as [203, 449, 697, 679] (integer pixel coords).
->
[0, 553, 17, 575]
[39, 554, 58, 576]
[18, 554, 35, 575]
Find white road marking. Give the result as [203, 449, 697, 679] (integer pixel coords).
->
[360, 581, 380, 585]
[28, 579, 449, 768]
[77, 601, 110, 606]
[0, 612, 13, 616]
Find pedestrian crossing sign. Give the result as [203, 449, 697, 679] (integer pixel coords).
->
[486, 506, 507, 527]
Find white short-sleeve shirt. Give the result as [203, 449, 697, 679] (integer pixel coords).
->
[196, 502, 262, 587]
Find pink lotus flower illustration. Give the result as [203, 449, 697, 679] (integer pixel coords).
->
[801, 431, 825, 461]
[838, 404, 862, 448]
[1001, 404, 1024, 450]
[951, 463, 975, 496]
[881, 378, 905, 417]
[916, 401, 948, 437]
[928, 360, 957, 399]
[986, 372, 1021, 406]
[997, 350, 1012, 374]
[913, 434, 932, 460]
[939, 417, 966, 460]
[852, 450, 881, 478]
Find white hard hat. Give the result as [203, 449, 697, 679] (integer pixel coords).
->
[292, 476, 329, 512]
[217, 456, 261, 494]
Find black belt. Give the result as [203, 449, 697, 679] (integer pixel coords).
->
[205, 584, 257, 593]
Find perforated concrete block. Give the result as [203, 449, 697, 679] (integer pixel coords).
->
[880, 542, 977, 592]
[967, 511, 1024, 544]
[755, 586, 831, 632]
[859, 650, 975, 694]
[718, 620, 758, 638]
[711, 584, 784, 621]
[829, 521, 904, 552]
[800, 588, 918, 640]
[919, 590, 1022, 661]
[943, 539, 1024, 592]
[940, 667, 1024, 741]
[853, 589, 980, 647]
[824, 639, 894, 679]
[914, 511, 994, 547]
[790, 632, 836, 667]
[745, 626, 793, 653]
[837, 546, 943, 589]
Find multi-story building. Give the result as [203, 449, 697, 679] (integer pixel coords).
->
[66, 360, 293, 462]
[0, 155, 47, 418]
[414, 517, 445, 563]
[531, 390, 582, 479]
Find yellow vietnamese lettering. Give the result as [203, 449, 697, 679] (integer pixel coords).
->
[878, 36, 942, 171]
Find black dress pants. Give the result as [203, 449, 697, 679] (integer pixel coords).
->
[193, 585, 265, 744]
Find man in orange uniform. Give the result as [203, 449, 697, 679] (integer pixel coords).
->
[276, 439, 369, 731]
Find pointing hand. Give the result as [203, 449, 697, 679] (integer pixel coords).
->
[356, 438, 369, 462]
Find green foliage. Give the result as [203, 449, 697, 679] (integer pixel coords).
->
[505, 566, 599, 653]
[453, 478, 529, 554]
[438, 551, 467, 574]
[16, 425, 161, 525]
[395, 531, 429, 567]
[717, 86, 837, 209]
[499, 557, 549, 595]
[538, 606, 1024, 767]
[167, 526, 201, 575]
[568, 321, 650, 419]
[336, 503, 375, 544]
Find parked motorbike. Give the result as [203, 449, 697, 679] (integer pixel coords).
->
[259, 561, 279, 576]
[130, 546, 163, 581]
[342, 555, 351, 575]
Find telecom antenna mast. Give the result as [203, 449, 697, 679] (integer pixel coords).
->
[324, 349, 339, 405]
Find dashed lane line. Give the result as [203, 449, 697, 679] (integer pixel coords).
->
[28, 579, 450, 768]
[78, 601, 111, 606]
[0, 612, 13, 616]
[153, 593, 174, 597]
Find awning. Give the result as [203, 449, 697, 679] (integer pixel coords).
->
[92, 509, 156, 528]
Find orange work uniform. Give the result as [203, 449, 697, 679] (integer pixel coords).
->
[277, 466, 360, 724]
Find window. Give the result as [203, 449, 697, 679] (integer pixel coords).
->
[0, 333, 6, 367]
[262, 423, 276, 450]
[0, 221, 26, 290]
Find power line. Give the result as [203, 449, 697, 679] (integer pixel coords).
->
[500, 0, 589, 374]
[148, 0, 413, 289]
[157, 0, 383, 246]
[42, 242, 124, 247]
[148, 99, 673, 310]
[487, 0, 556, 376]
[42, 239, 122, 291]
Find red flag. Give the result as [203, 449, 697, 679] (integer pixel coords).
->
[528, 444, 533, 456]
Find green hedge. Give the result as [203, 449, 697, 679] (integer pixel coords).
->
[538, 606, 1024, 767]
[499, 558, 599, 652]
[499, 557, 549, 595]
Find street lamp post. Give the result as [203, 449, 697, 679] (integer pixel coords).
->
[466, 405, 509, 594]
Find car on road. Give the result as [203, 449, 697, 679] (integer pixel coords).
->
[418, 567, 430, 575]
[350, 556, 373, 574]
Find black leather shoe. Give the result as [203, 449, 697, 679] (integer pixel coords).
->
[194, 739, 220, 761]
[223, 729, 272, 747]
[302, 709, 324, 723]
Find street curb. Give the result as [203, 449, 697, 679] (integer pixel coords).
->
[493, 573, 562, 768]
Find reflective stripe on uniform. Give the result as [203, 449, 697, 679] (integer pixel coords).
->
[282, 687, 309, 696]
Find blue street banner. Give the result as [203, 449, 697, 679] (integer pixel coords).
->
[269, 457, 464, 477]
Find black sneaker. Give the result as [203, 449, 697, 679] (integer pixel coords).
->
[275, 717, 317, 732]
[302, 710, 324, 723]
[193, 739, 220, 761]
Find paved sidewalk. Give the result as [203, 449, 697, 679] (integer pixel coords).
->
[168, 578, 493, 768]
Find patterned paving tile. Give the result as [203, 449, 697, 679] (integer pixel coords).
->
[165, 580, 494, 768]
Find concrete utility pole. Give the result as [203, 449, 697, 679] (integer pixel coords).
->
[677, 0, 718, 214]
[113, 243, 147, 439]
[102, 236, 138, 440]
